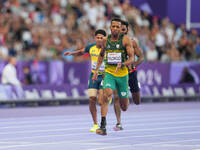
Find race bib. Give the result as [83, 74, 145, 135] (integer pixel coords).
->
[107, 52, 122, 64]
[92, 62, 105, 72]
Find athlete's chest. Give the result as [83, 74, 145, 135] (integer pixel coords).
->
[89, 47, 101, 58]
[106, 41, 123, 50]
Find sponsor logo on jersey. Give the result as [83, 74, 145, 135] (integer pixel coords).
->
[121, 92, 127, 96]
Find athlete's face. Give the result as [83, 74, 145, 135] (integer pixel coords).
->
[110, 21, 121, 37]
[121, 25, 128, 34]
[95, 34, 105, 47]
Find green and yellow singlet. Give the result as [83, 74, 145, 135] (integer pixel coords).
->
[104, 34, 128, 77]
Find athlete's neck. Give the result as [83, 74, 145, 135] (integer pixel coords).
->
[96, 45, 101, 49]
[111, 34, 120, 41]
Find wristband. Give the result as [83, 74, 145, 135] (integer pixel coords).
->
[121, 63, 125, 68]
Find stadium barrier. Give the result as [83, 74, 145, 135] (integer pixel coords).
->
[0, 61, 200, 106]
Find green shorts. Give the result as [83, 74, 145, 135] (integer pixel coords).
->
[103, 72, 129, 98]
[88, 72, 103, 89]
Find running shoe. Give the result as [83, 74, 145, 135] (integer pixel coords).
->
[90, 124, 99, 132]
[113, 123, 123, 131]
[96, 127, 107, 135]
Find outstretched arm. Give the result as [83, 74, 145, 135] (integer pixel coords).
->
[64, 48, 85, 56]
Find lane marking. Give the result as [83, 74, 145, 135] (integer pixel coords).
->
[0, 133, 200, 149]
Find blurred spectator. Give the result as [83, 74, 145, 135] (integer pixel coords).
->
[169, 43, 181, 61]
[1, 56, 21, 86]
[0, 0, 199, 62]
[22, 66, 33, 85]
[146, 41, 158, 62]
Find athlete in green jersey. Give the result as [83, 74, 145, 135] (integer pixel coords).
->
[113, 20, 144, 131]
[92, 18, 134, 135]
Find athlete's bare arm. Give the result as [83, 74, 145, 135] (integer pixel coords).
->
[132, 40, 144, 67]
[123, 35, 134, 65]
[64, 48, 85, 56]
[115, 35, 134, 72]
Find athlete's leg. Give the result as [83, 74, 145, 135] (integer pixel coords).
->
[132, 91, 141, 105]
[98, 89, 103, 105]
[113, 89, 121, 124]
[119, 98, 129, 111]
[88, 73, 102, 132]
[88, 89, 98, 125]
[113, 89, 123, 131]
[101, 88, 113, 120]
[96, 73, 115, 135]
[129, 71, 141, 105]
[116, 74, 129, 111]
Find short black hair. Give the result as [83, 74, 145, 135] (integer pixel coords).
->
[95, 29, 106, 36]
[111, 18, 122, 24]
[121, 20, 129, 29]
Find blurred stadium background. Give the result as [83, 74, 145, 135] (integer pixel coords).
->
[0, 0, 200, 107]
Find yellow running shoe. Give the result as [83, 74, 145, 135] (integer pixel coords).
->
[90, 124, 99, 132]
[109, 97, 112, 104]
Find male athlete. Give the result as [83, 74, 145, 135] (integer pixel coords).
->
[64, 29, 106, 132]
[92, 18, 134, 135]
[113, 20, 144, 131]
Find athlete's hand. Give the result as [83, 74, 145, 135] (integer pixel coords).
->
[64, 51, 72, 56]
[115, 63, 122, 73]
[128, 64, 132, 71]
[92, 71, 98, 82]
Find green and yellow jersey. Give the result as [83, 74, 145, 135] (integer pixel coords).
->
[104, 34, 128, 77]
[84, 43, 105, 74]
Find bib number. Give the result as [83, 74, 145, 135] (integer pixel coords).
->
[107, 52, 122, 64]
[92, 62, 105, 72]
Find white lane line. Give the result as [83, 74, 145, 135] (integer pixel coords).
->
[0, 119, 200, 131]
[1, 126, 200, 141]
[133, 139, 200, 146]
[90, 139, 200, 150]
[0, 132, 200, 149]
[0, 117, 200, 131]
[0, 125, 200, 136]
[87, 144, 132, 150]
[0, 113, 199, 127]
[0, 109, 199, 122]
[158, 144, 200, 148]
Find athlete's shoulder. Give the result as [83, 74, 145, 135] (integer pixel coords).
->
[84, 43, 96, 53]
[122, 34, 131, 46]
[132, 39, 137, 47]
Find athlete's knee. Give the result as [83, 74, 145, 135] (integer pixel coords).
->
[89, 97, 97, 104]
[132, 92, 141, 105]
[120, 98, 129, 111]
[121, 105, 128, 111]
[133, 97, 140, 105]
[103, 90, 112, 103]
[103, 94, 112, 103]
